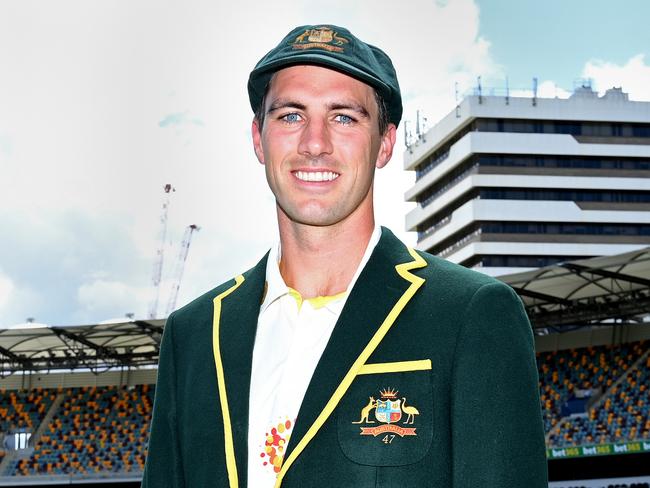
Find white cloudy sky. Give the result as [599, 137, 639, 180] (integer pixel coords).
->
[1, 0, 649, 326]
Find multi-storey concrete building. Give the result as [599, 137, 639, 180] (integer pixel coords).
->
[404, 86, 650, 276]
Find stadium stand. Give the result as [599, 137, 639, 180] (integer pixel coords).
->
[547, 351, 650, 447]
[0, 388, 57, 434]
[538, 341, 648, 436]
[10, 384, 154, 476]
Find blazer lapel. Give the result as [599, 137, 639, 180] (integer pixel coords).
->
[278, 228, 427, 485]
[212, 254, 268, 488]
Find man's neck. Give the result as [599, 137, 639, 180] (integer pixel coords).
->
[277, 214, 375, 299]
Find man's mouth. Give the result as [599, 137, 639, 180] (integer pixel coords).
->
[292, 170, 340, 182]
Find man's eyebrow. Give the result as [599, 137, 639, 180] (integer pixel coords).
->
[267, 99, 371, 118]
[328, 102, 370, 118]
[267, 99, 306, 114]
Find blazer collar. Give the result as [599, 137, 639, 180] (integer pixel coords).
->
[211, 253, 268, 488]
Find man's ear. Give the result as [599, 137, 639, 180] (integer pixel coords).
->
[251, 118, 265, 165]
[375, 123, 397, 169]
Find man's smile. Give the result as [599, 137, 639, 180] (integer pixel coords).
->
[291, 170, 340, 182]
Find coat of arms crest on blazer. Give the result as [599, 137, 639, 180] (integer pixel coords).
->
[352, 388, 419, 441]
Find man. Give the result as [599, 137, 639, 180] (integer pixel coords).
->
[142, 25, 547, 488]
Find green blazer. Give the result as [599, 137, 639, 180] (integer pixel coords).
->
[142, 227, 547, 487]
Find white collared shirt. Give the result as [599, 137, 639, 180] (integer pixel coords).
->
[247, 225, 381, 487]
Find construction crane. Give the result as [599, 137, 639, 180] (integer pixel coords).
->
[165, 224, 200, 317]
[148, 184, 175, 319]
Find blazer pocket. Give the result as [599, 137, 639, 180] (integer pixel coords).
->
[337, 361, 434, 467]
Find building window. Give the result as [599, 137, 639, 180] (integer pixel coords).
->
[481, 222, 650, 236]
[479, 189, 650, 203]
[473, 118, 650, 137]
[478, 155, 650, 171]
[424, 222, 650, 255]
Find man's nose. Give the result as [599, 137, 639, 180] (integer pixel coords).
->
[298, 118, 333, 158]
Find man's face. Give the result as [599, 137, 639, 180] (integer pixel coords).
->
[252, 65, 396, 228]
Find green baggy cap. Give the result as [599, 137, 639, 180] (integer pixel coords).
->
[248, 24, 402, 127]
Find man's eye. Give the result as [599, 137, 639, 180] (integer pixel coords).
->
[335, 114, 355, 125]
[282, 113, 302, 123]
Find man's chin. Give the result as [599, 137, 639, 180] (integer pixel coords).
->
[277, 205, 343, 228]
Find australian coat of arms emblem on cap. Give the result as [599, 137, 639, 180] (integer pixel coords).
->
[352, 387, 419, 439]
[292, 26, 349, 52]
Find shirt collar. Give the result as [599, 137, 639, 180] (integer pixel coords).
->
[260, 224, 382, 314]
[260, 242, 291, 314]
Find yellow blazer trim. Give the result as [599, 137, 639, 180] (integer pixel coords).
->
[212, 275, 245, 488]
[358, 359, 432, 375]
[274, 248, 426, 487]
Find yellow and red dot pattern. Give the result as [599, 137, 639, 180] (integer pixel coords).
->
[260, 419, 293, 474]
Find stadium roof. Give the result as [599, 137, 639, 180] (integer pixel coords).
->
[0, 319, 163, 377]
[2, 247, 650, 375]
[499, 246, 650, 331]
